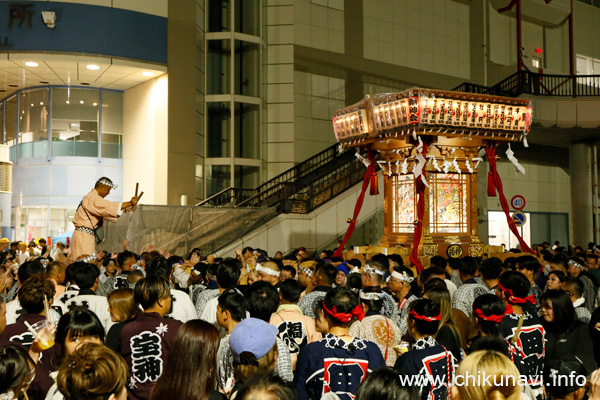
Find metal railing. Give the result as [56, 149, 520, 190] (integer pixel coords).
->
[453, 70, 600, 98]
[196, 142, 365, 214]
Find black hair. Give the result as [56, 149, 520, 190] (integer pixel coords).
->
[316, 263, 338, 286]
[55, 308, 105, 350]
[241, 247, 254, 255]
[280, 265, 296, 278]
[134, 275, 171, 310]
[544, 357, 588, 398]
[313, 300, 324, 319]
[551, 253, 568, 271]
[72, 262, 100, 289]
[359, 286, 383, 313]
[448, 258, 461, 270]
[503, 257, 517, 271]
[419, 267, 445, 285]
[0, 345, 34, 394]
[216, 258, 242, 289]
[18, 274, 55, 315]
[516, 255, 540, 272]
[458, 256, 479, 277]
[468, 335, 510, 357]
[346, 272, 362, 292]
[323, 287, 359, 326]
[236, 373, 297, 400]
[587, 253, 599, 261]
[166, 255, 184, 266]
[540, 290, 576, 335]
[279, 279, 303, 303]
[472, 294, 505, 336]
[347, 259, 362, 269]
[423, 277, 447, 293]
[64, 262, 79, 285]
[561, 276, 583, 298]
[408, 299, 440, 336]
[117, 250, 136, 268]
[498, 271, 531, 301]
[218, 290, 246, 322]
[146, 257, 171, 279]
[187, 248, 202, 260]
[245, 281, 279, 322]
[479, 257, 503, 280]
[429, 256, 447, 269]
[370, 254, 389, 271]
[17, 261, 45, 284]
[355, 367, 420, 400]
[548, 270, 565, 281]
[388, 254, 404, 267]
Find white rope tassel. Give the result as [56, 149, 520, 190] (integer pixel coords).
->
[395, 160, 400, 174]
[430, 157, 442, 172]
[506, 143, 526, 175]
[473, 157, 483, 169]
[442, 158, 452, 174]
[412, 128, 417, 140]
[387, 161, 392, 177]
[523, 135, 529, 148]
[356, 153, 371, 167]
[401, 158, 409, 174]
[465, 158, 473, 173]
[452, 157, 461, 174]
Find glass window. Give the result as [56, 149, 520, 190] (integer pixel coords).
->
[207, 40, 231, 95]
[234, 165, 259, 188]
[392, 174, 415, 233]
[234, 102, 259, 158]
[101, 91, 123, 159]
[51, 88, 99, 157]
[207, 165, 231, 197]
[0, 102, 3, 143]
[18, 89, 49, 158]
[207, 102, 231, 157]
[234, 40, 259, 97]
[235, 0, 259, 36]
[208, 0, 230, 32]
[429, 173, 468, 234]
[5, 96, 16, 161]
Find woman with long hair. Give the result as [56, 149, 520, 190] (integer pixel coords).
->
[0, 345, 36, 400]
[105, 288, 139, 352]
[150, 320, 224, 400]
[424, 286, 462, 361]
[540, 290, 596, 374]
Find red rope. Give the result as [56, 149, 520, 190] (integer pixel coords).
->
[333, 151, 376, 258]
[409, 143, 428, 273]
[485, 145, 534, 254]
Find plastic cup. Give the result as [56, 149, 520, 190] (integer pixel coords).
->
[29, 320, 56, 350]
[394, 340, 410, 355]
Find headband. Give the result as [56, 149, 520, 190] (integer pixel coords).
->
[97, 178, 117, 189]
[409, 308, 441, 322]
[568, 259, 584, 270]
[497, 282, 536, 305]
[363, 266, 385, 276]
[299, 266, 313, 277]
[359, 290, 386, 301]
[387, 270, 414, 283]
[255, 264, 280, 277]
[349, 267, 360, 274]
[473, 308, 504, 323]
[322, 301, 364, 322]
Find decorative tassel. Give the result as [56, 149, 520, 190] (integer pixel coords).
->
[487, 170, 496, 197]
[370, 168, 379, 195]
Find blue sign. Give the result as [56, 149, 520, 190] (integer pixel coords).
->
[511, 211, 527, 227]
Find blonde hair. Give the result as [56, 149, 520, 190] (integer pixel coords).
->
[234, 343, 278, 383]
[57, 343, 128, 400]
[456, 350, 521, 400]
[425, 287, 461, 344]
[107, 288, 139, 322]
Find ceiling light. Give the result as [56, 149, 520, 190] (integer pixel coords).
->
[80, 100, 84, 104]
[25, 62, 38, 67]
[142, 71, 155, 77]
[86, 65, 100, 70]
[93, 102, 97, 106]
[40, 102, 43, 105]
[30, 103, 34, 107]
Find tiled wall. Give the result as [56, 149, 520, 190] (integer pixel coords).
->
[362, 0, 470, 79]
[294, 0, 344, 53]
[294, 71, 344, 162]
[266, 0, 295, 179]
[32, 0, 168, 17]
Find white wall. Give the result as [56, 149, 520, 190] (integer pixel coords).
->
[123, 75, 169, 204]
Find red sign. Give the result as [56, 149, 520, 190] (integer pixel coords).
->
[511, 195, 526, 210]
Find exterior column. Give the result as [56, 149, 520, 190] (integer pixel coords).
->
[569, 142, 593, 246]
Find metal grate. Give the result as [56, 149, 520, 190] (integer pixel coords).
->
[0, 162, 12, 192]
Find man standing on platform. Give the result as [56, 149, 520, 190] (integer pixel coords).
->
[71, 177, 141, 260]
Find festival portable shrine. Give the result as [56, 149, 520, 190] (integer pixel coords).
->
[332, 87, 533, 268]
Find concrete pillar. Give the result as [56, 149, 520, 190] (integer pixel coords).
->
[569, 142, 593, 246]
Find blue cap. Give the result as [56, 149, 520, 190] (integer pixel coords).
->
[337, 263, 349, 276]
[230, 318, 278, 363]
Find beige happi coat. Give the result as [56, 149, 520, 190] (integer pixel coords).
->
[71, 189, 120, 260]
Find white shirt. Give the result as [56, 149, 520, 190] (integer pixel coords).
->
[167, 289, 197, 323]
[200, 296, 219, 324]
[58, 294, 113, 331]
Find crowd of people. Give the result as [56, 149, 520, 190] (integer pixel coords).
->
[1, 240, 600, 400]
